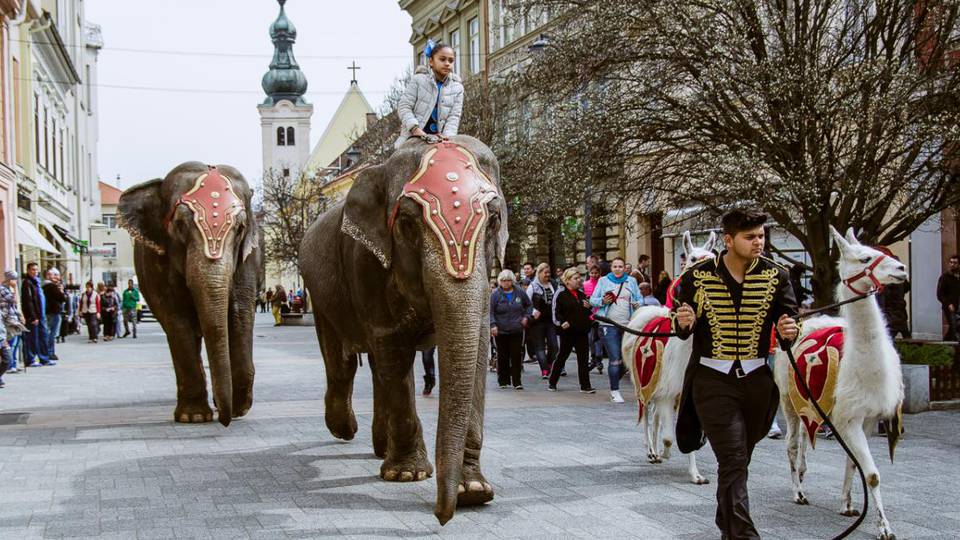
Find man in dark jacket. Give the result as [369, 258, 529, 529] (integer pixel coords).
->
[936, 255, 960, 340]
[21, 263, 53, 367]
[42, 268, 68, 360]
[673, 209, 798, 539]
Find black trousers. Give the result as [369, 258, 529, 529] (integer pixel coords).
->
[548, 331, 591, 390]
[494, 332, 524, 387]
[942, 306, 957, 341]
[692, 364, 775, 540]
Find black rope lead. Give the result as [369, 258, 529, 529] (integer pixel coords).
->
[593, 315, 680, 338]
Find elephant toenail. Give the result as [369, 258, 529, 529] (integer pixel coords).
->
[177, 414, 189, 423]
[416, 471, 427, 480]
[457, 484, 466, 494]
[468, 481, 483, 491]
[383, 471, 398, 481]
[191, 414, 204, 422]
[400, 471, 413, 481]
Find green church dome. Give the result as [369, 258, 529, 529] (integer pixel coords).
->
[262, 0, 308, 105]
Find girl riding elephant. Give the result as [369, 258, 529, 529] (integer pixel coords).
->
[395, 40, 464, 148]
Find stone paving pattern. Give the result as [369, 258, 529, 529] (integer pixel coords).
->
[0, 314, 957, 539]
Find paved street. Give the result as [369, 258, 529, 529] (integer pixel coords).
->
[0, 313, 956, 539]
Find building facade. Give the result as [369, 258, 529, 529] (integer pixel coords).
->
[3, 0, 101, 286]
[89, 180, 134, 287]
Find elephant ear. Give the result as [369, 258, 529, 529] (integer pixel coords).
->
[240, 206, 259, 262]
[341, 166, 392, 269]
[118, 179, 168, 255]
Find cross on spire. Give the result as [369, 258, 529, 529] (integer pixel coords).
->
[347, 61, 361, 84]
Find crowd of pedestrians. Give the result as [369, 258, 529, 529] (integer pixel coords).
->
[0, 262, 142, 389]
[488, 254, 664, 402]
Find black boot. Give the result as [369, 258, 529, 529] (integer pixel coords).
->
[422, 376, 436, 396]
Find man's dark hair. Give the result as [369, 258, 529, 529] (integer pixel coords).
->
[612, 256, 626, 264]
[523, 261, 534, 268]
[951, 255, 959, 261]
[26, 262, 38, 270]
[639, 254, 650, 263]
[722, 208, 768, 236]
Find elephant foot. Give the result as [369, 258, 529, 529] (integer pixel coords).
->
[324, 397, 358, 441]
[174, 401, 214, 423]
[380, 453, 433, 482]
[232, 389, 253, 418]
[456, 469, 494, 507]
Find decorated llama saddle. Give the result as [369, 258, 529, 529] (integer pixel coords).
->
[389, 142, 498, 279]
[788, 326, 845, 446]
[631, 316, 672, 419]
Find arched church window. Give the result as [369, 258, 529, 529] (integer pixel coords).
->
[276, 127, 286, 146]
[287, 127, 295, 145]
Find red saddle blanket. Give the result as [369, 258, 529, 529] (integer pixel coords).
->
[787, 325, 844, 446]
[631, 316, 672, 419]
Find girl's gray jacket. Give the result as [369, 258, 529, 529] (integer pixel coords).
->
[395, 65, 464, 149]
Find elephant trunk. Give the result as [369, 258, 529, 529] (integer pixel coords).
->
[187, 247, 234, 427]
[430, 270, 485, 525]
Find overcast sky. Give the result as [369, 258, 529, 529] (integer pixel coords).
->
[86, 0, 412, 189]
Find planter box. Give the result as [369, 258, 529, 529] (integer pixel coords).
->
[901, 364, 930, 413]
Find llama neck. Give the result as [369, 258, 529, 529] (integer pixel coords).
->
[837, 284, 888, 357]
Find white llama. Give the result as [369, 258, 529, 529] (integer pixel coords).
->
[622, 231, 716, 485]
[774, 226, 907, 540]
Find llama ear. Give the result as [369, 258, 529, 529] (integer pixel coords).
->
[830, 226, 850, 252]
[706, 231, 718, 252]
[683, 231, 694, 256]
[845, 227, 860, 246]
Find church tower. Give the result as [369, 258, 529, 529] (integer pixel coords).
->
[258, 0, 313, 179]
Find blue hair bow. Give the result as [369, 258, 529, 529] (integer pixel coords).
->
[425, 39, 436, 59]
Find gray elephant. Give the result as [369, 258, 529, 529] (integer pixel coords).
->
[300, 136, 508, 524]
[118, 162, 260, 427]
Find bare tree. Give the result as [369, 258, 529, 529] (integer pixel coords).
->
[520, 0, 960, 302]
[259, 169, 328, 277]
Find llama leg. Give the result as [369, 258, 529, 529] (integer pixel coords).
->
[650, 404, 663, 463]
[783, 403, 808, 504]
[840, 455, 860, 516]
[687, 451, 708, 485]
[842, 420, 895, 539]
[659, 402, 674, 460]
[643, 401, 660, 463]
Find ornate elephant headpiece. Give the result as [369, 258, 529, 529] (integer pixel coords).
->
[163, 167, 245, 260]
[388, 142, 499, 279]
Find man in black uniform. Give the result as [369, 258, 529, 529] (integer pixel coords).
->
[673, 209, 798, 539]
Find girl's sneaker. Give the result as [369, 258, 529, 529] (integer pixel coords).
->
[610, 390, 624, 403]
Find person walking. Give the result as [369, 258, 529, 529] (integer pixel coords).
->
[121, 280, 140, 338]
[1, 271, 25, 374]
[654, 270, 672, 306]
[878, 255, 911, 339]
[527, 263, 559, 379]
[421, 347, 436, 396]
[548, 268, 595, 393]
[590, 257, 641, 403]
[272, 285, 286, 326]
[42, 268, 67, 360]
[673, 209, 798, 539]
[395, 40, 463, 148]
[936, 255, 960, 340]
[79, 282, 101, 343]
[21, 263, 52, 367]
[101, 285, 119, 341]
[490, 270, 531, 390]
[584, 265, 604, 373]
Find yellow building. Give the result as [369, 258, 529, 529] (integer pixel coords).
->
[305, 81, 375, 179]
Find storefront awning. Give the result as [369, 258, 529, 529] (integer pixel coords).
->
[39, 221, 79, 261]
[17, 218, 58, 253]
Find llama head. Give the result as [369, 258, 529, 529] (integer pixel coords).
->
[682, 231, 718, 271]
[829, 226, 908, 294]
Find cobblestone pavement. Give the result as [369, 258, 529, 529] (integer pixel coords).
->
[0, 313, 957, 539]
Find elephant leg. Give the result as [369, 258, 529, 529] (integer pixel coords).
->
[459, 332, 494, 507]
[316, 316, 358, 440]
[369, 353, 389, 459]
[228, 261, 257, 418]
[375, 346, 432, 482]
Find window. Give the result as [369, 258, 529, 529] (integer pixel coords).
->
[33, 95, 39, 165]
[282, 168, 290, 178]
[13, 59, 21, 165]
[101, 271, 118, 286]
[286, 126, 295, 145]
[102, 214, 117, 228]
[43, 107, 49, 169]
[450, 29, 461, 75]
[418, 49, 426, 66]
[276, 126, 285, 146]
[58, 129, 64, 181]
[85, 65, 92, 113]
[103, 244, 117, 258]
[51, 120, 57, 178]
[469, 17, 480, 74]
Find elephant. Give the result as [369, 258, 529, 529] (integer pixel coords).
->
[118, 161, 260, 427]
[300, 135, 508, 524]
